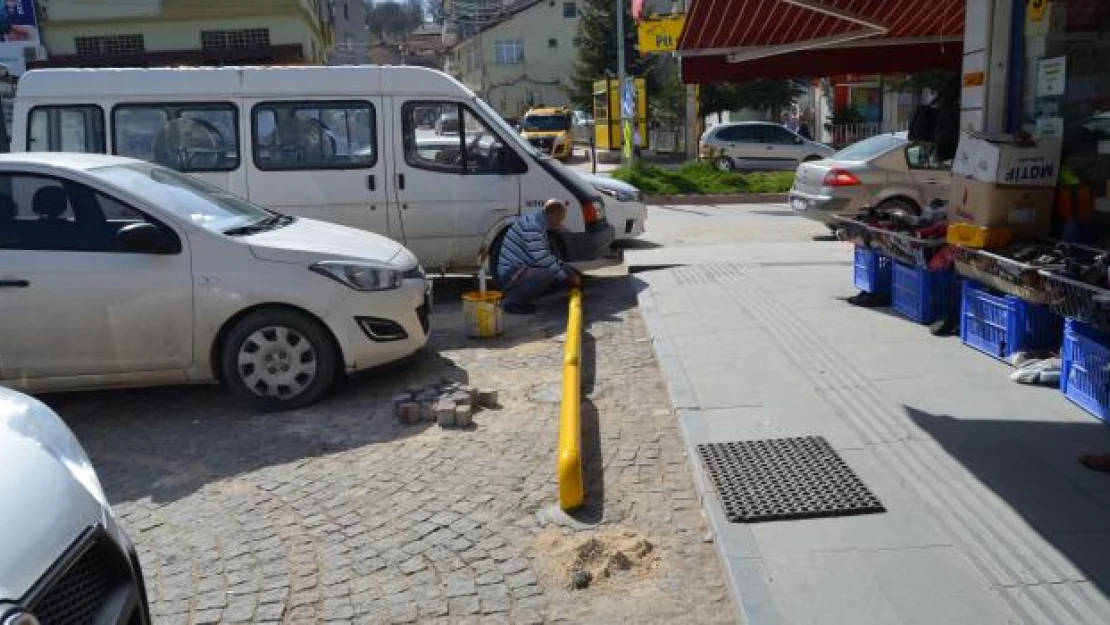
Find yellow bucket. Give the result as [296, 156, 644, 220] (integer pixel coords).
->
[462, 290, 504, 338]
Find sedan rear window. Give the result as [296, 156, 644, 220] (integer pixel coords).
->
[833, 134, 907, 161]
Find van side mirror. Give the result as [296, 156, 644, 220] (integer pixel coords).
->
[494, 146, 526, 175]
[118, 222, 178, 254]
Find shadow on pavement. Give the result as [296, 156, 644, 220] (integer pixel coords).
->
[48, 344, 470, 507]
[568, 331, 605, 525]
[613, 239, 663, 250]
[906, 405, 1110, 599]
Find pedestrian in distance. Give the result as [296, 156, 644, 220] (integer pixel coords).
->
[496, 199, 583, 315]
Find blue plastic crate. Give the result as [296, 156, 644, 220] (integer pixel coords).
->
[853, 247, 891, 295]
[1062, 319, 1110, 422]
[891, 262, 952, 324]
[960, 281, 1062, 362]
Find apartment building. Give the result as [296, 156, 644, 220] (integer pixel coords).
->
[449, 0, 581, 118]
[328, 0, 369, 64]
[33, 0, 334, 68]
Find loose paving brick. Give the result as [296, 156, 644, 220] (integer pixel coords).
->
[50, 275, 733, 624]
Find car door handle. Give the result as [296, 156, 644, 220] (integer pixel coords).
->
[367, 174, 376, 191]
[397, 173, 405, 190]
[0, 279, 29, 288]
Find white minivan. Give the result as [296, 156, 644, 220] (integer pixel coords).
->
[10, 66, 615, 272]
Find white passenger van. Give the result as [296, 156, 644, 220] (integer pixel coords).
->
[10, 66, 614, 271]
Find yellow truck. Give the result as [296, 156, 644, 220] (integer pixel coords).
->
[520, 106, 574, 161]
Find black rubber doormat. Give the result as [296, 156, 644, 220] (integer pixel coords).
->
[696, 436, 885, 523]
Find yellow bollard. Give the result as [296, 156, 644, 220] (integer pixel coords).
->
[558, 288, 584, 510]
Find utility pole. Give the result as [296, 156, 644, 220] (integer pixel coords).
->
[615, 0, 632, 167]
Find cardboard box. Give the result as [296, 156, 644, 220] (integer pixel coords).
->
[949, 175, 1054, 237]
[951, 133, 1062, 187]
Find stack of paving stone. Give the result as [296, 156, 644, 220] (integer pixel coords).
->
[392, 382, 499, 428]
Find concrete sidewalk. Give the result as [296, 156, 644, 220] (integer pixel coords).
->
[627, 207, 1110, 625]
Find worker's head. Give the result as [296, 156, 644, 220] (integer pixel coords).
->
[543, 199, 567, 229]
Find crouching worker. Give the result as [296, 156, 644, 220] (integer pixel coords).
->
[497, 199, 583, 314]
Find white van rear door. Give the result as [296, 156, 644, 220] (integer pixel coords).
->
[387, 99, 521, 270]
[242, 98, 394, 238]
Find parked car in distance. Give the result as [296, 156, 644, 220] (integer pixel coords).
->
[0, 153, 431, 410]
[0, 386, 151, 624]
[435, 111, 460, 135]
[789, 132, 952, 228]
[699, 121, 834, 172]
[520, 107, 574, 161]
[571, 109, 594, 144]
[577, 172, 646, 240]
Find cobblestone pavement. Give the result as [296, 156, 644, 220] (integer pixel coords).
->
[47, 274, 734, 624]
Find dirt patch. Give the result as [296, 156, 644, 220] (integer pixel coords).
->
[531, 527, 663, 593]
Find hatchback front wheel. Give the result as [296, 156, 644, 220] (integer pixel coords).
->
[714, 155, 736, 172]
[220, 309, 338, 411]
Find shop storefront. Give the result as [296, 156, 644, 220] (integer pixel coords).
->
[673, 0, 1110, 423]
[1019, 0, 1110, 236]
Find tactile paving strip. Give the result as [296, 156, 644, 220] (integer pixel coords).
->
[696, 436, 885, 523]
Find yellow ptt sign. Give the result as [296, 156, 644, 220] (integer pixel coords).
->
[637, 15, 685, 53]
[1028, 0, 1047, 22]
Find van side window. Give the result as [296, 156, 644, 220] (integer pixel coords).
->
[112, 103, 239, 173]
[252, 101, 375, 170]
[403, 102, 507, 175]
[28, 106, 106, 153]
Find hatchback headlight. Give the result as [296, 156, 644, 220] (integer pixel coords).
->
[311, 261, 402, 291]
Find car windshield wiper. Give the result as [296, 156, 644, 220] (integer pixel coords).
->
[223, 214, 294, 236]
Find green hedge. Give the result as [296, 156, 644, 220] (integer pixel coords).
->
[610, 162, 794, 196]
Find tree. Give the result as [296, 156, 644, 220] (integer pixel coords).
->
[699, 79, 806, 121]
[366, 1, 425, 39]
[568, 0, 658, 110]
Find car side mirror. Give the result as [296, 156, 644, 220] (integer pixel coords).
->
[118, 222, 177, 254]
[795, 136, 805, 145]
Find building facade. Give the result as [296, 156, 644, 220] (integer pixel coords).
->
[449, 0, 581, 118]
[328, 0, 369, 64]
[34, 0, 333, 68]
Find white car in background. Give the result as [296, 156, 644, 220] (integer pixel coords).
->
[0, 386, 151, 624]
[0, 153, 431, 410]
[577, 172, 646, 240]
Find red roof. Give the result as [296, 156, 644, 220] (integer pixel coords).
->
[678, 0, 965, 83]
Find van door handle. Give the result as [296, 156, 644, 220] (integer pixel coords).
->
[368, 174, 376, 191]
[0, 279, 29, 288]
[398, 173, 405, 190]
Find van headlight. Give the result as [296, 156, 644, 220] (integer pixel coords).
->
[311, 261, 403, 291]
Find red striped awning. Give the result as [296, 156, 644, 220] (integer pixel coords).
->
[678, 0, 965, 83]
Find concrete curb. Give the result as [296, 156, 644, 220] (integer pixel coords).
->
[644, 193, 789, 206]
[634, 278, 777, 625]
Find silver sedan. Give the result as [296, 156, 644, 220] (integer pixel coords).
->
[789, 133, 952, 228]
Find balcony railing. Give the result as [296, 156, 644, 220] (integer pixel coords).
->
[824, 121, 908, 148]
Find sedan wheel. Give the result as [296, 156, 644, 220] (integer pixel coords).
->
[714, 155, 735, 172]
[221, 309, 338, 411]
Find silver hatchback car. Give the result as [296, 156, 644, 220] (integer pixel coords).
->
[699, 121, 834, 171]
[0, 386, 151, 624]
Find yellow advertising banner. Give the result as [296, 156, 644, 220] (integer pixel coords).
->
[637, 15, 685, 53]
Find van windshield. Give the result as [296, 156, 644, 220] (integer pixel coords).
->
[89, 163, 276, 233]
[473, 97, 540, 158]
[522, 115, 569, 133]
